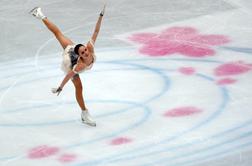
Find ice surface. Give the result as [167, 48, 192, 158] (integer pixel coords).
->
[0, 0, 252, 166]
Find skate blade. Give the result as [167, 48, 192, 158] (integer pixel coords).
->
[82, 120, 96, 127]
[29, 7, 39, 14]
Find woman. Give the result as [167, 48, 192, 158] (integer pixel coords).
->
[30, 5, 106, 126]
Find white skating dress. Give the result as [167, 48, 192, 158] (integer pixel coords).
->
[61, 40, 96, 74]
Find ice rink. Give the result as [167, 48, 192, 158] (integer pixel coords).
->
[1, 0, 252, 165]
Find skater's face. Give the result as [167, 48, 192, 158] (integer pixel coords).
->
[78, 46, 89, 57]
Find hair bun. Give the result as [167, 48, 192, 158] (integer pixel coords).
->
[74, 44, 84, 55]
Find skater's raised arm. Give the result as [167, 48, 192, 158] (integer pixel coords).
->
[90, 5, 106, 45]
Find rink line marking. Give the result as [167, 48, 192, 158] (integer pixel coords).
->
[0, 100, 150, 161]
[0, 57, 223, 90]
[0, 60, 170, 121]
[67, 59, 229, 164]
[170, 135, 252, 166]
[0, 75, 26, 108]
[1, 50, 250, 163]
[0, 90, 150, 127]
[0, 50, 222, 79]
[0, 61, 247, 166]
[0, 58, 228, 162]
[64, 61, 171, 149]
[75, 113, 252, 166]
[0, 3, 250, 164]
[0, 57, 220, 163]
[73, 74, 229, 166]
[3, 59, 250, 165]
[0, 61, 169, 159]
[139, 122, 252, 165]
[65, 101, 151, 149]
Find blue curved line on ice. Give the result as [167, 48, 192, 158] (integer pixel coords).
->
[0, 60, 170, 160]
[0, 56, 232, 164]
[71, 74, 230, 166]
[221, 46, 252, 54]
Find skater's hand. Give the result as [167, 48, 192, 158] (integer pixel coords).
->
[51, 87, 62, 96]
[100, 4, 106, 16]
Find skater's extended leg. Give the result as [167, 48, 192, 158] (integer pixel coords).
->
[42, 18, 73, 49]
[30, 7, 73, 49]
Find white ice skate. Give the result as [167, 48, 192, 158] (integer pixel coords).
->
[29, 7, 46, 19]
[81, 110, 96, 127]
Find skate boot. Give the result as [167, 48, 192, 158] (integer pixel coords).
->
[29, 7, 46, 20]
[81, 110, 96, 127]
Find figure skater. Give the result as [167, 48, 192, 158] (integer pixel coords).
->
[30, 5, 106, 126]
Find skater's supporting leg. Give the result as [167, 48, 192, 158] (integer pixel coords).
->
[71, 75, 96, 126]
[71, 74, 87, 110]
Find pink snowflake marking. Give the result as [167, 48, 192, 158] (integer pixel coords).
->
[58, 154, 77, 163]
[28, 145, 60, 159]
[179, 67, 195, 75]
[216, 78, 237, 85]
[110, 137, 132, 145]
[128, 27, 230, 57]
[164, 106, 202, 117]
[214, 61, 252, 76]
